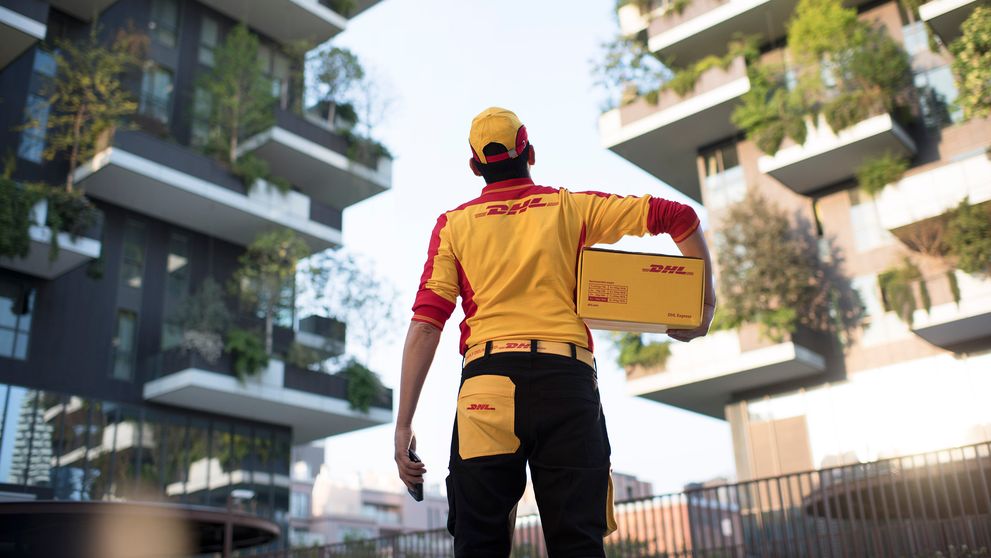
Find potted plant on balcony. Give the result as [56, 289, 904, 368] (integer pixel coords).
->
[175, 277, 232, 365]
[951, 5, 991, 120]
[946, 197, 991, 276]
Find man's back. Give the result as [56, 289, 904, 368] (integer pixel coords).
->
[413, 178, 699, 353]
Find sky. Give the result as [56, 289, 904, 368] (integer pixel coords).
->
[320, 0, 735, 496]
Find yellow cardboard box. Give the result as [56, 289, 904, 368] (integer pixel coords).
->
[577, 247, 704, 333]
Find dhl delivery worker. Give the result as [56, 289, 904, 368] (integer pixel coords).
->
[394, 107, 717, 557]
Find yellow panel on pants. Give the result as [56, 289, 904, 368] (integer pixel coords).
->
[605, 471, 618, 537]
[457, 375, 521, 460]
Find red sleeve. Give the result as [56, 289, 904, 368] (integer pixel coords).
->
[647, 198, 700, 241]
[411, 214, 458, 329]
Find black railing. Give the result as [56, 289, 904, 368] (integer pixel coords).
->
[257, 441, 991, 557]
[309, 198, 343, 230]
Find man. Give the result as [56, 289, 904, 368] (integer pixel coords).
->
[394, 107, 716, 557]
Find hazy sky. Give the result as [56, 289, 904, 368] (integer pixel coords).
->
[321, 0, 735, 496]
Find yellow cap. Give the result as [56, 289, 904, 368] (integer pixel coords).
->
[469, 107, 529, 165]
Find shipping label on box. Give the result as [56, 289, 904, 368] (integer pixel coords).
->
[577, 247, 704, 333]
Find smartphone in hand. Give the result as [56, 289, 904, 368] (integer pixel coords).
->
[407, 449, 424, 502]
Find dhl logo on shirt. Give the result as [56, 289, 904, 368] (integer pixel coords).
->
[642, 264, 694, 276]
[474, 197, 559, 218]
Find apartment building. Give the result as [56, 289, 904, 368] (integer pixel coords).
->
[0, 0, 392, 551]
[602, 0, 990, 482]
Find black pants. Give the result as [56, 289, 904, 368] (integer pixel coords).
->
[446, 352, 616, 558]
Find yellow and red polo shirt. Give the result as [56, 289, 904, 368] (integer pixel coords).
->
[412, 178, 699, 354]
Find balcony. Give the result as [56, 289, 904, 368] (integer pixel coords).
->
[239, 108, 392, 210]
[0, 199, 102, 279]
[46, 0, 116, 21]
[757, 113, 917, 195]
[197, 0, 349, 45]
[143, 350, 392, 443]
[646, 0, 799, 67]
[0, 0, 47, 69]
[919, 0, 980, 44]
[625, 324, 829, 418]
[599, 56, 750, 202]
[73, 130, 342, 252]
[296, 315, 346, 357]
[911, 271, 991, 348]
[875, 152, 991, 233]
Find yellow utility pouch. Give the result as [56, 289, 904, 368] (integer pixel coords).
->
[457, 375, 521, 460]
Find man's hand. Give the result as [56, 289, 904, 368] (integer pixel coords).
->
[667, 302, 715, 343]
[394, 425, 425, 490]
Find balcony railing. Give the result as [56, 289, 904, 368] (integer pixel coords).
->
[875, 152, 991, 233]
[757, 113, 917, 195]
[73, 129, 341, 252]
[0, 198, 103, 279]
[257, 441, 991, 557]
[625, 323, 830, 418]
[295, 315, 346, 357]
[239, 107, 392, 210]
[0, 0, 47, 69]
[143, 348, 392, 443]
[599, 55, 750, 202]
[911, 270, 991, 348]
[920, 0, 980, 44]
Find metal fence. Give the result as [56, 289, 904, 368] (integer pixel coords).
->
[259, 441, 991, 558]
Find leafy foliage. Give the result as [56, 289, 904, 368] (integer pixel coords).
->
[715, 193, 863, 340]
[198, 24, 275, 165]
[327, 0, 357, 16]
[42, 186, 100, 260]
[0, 176, 41, 260]
[615, 333, 671, 369]
[951, 6, 991, 119]
[731, 65, 808, 155]
[339, 359, 385, 413]
[946, 198, 991, 275]
[225, 328, 269, 380]
[591, 35, 666, 108]
[309, 47, 365, 127]
[878, 258, 927, 325]
[856, 152, 909, 196]
[231, 229, 310, 354]
[174, 278, 231, 364]
[286, 341, 327, 372]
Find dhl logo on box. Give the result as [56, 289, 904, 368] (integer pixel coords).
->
[577, 248, 704, 333]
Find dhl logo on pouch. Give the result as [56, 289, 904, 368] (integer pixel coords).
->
[475, 198, 559, 217]
[642, 264, 694, 276]
[467, 403, 496, 411]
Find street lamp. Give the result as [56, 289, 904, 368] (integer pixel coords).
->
[224, 489, 256, 558]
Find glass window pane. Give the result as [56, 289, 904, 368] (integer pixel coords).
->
[184, 419, 210, 505]
[198, 17, 218, 66]
[13, 333, 29, 360]
[112, 311, 138, 381]
[120, 221, 147, 290]
[161, 416, 189, 502]
[150, 0, 178, 47]
[0, 329, 14, 357]
[139, 66, 174, 124]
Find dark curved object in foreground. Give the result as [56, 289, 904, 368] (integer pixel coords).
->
[0, 500, 280, 558]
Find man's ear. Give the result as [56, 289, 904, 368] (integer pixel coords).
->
[528, 145, 536, 166]
[469, 158, 482, 177]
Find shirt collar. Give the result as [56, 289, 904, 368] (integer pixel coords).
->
[482, 177, 534, 195]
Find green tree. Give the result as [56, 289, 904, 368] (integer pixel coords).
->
[174, 278, 232, 364]
[715, 193, 863, 340]
[614, 333, 671, 369]
[591, 34, 666, 109]
[43, 25, 144, 191]
[309, 46, 365, 127]
[946, 197, 991, 275]
[951, 5, 991, 119]
[231, 229, 310, 354]
[199, 24, 275, 165]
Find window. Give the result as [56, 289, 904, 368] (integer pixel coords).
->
[111, 310, 138, 380]
[149, 0, 179, 48]
[290, 491, 311, 517]
[198, 16, 219, 66]
[161, 233, 190, 350]
[0, 281, 34, 360]
[17, 50, 57, 163]
[258, 44, 291, 108]
[903, 21, 929, 58]
[191, 87, 213, 148]
[914, 65, 963, 128]
[848, 189, 894, 252]
[701, 142, 746, 210]
[120, 220, 147, 290]
[139, 64, 174, 124]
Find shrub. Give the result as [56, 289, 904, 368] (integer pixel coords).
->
[225, 328, 269, 380]
[0, 177, 41, 260]
[615, 333, 672, 369]
[339, 359, 384, 413]
[946, 197, 991, 275]
[951, 6, 991, 119]
[878, 258, 927, 325]
[856, 152, 909, 196]
[43, 187, 100, 260]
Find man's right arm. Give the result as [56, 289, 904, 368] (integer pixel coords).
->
[394, 320, 441, 490]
